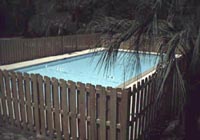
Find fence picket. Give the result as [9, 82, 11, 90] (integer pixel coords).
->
[77, 82, 86, 140]
[86, 84, 96, 140]
[44, 76, 53, 136]
[52, 78, 61, 139]
[3, 71, 14, 124]
[31, 74, 40, 134]
[108, 87, 117, 140]
[17, 72, 26, 129]
[24, 73, 33, 131]
[146, 76, 152, 129]
[140, 80, 145, 138]
[96, 85, 106, 140]
[150, 75, 155, 124]
[0, 70, 7, 121]
[38, 75, 46, 135]
[152, 75, 157, 122]
[10, 72, 20, 127]
[60, 79, 69, 140]
[130, 85, 136, 140]
[134, 84, 140, 139]
[143, 78, 148, 134]
[68, 80, 77, 140]
[119, 88, 130, 140]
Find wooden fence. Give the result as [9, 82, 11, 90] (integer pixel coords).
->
[0, 34, 100, 65]
[128, 76, 154, 140]
[0, 70, 130, 140]
[0, 56, 187, 140]
[0, 68, 173, 140]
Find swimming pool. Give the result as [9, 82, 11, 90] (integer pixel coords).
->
[15, 51, 159, 87]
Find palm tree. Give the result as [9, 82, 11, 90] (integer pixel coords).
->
[97, 0, 200, 139]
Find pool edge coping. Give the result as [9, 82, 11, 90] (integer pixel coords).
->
[0, 48, 160, 88]
[0, 48, 160, 71]
[0, 48, 105, 71]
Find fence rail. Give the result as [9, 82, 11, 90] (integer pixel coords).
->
[0, 34, 100, 65]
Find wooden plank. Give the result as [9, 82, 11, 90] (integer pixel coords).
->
[145, 79, 150, 130]
[44, 76, 53, 136]
[86, 84, 96, 140]
[137, 81, 142, 138]
[130, 85, 136, 140]
[17, 72, 26, 129]
[149, 76, 154, 126]
[31, 74, 40, 135]
[139, 80, 145, 138]
[108, 87, 117, 140]
[24, 73, 33, 131]
[143, 78, 148, 133]
[77, 82, 86, 140]
[150, 75, 156, 123]
[146, 76, 152, 128]
[10, 72, 20, 127]
[68, 80, 77, 140]
[3, 71, 14, 124]
[153, 75, 157, 122]
[119, 88, 130, 140]
[0, 70, 7, 120]
[96, 85, 106, 140]
[52, 78, 61, 139]
[60, 79, 69, 140]
[37, 75, 46, 135]
[134, 84, 140, 140]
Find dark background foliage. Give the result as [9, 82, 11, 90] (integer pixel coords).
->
[0, 0, 138, 37]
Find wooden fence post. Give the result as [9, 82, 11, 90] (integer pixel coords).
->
[17, 72, 27, 129]
[86, 84, 96, 140]
[108, 87, 117, 140]
[44, 76, 53, 137]
[24, 73, 33, 131]
[37, 75, 46, 136]
[52, 78, 62, 139]
[0, 70, 6, 120]
[31, 74, 40, 135]
[10, 72, 20, 127]
[60, 79, 69, 140]
[97, 85, 106, 140]
[119, 88, 131, 140]
[77, 82, 86, 140]
[3, 70, 14, 124]
[68, 80, 77, 140]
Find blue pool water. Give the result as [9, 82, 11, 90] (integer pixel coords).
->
[16, 51, 159, 87]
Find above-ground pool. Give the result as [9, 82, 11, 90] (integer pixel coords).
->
[15, 51, 159, 87]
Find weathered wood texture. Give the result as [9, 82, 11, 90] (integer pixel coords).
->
[0, 69, 182, 140]
[0, 70, 130, 140]
[0, 34, 100, 65]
